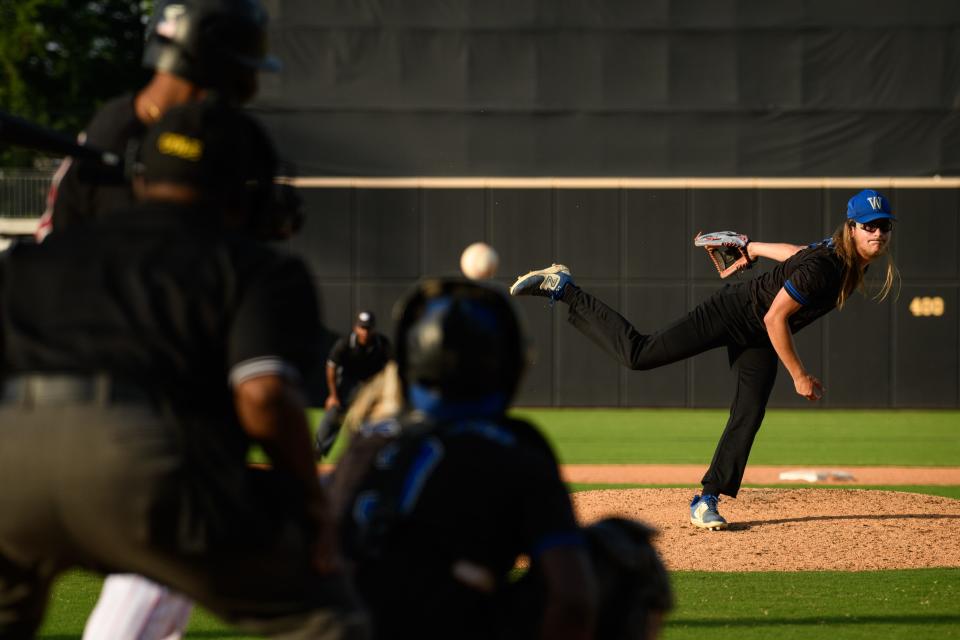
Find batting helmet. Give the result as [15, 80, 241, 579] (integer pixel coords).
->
[143, 0, 281, 103]
[394, 279, 530, 404]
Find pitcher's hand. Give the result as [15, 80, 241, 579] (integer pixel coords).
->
[794, 373, 823, 401]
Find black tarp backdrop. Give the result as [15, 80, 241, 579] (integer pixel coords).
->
[255, 0, 960, 177]
[258, 1, 960, 407]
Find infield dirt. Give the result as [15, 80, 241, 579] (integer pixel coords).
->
[573, 487, 960, 571]
[317, 462, 960, 571]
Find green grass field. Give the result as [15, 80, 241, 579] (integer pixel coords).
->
[666, 569, 960, 640]
[513, 408, 960, 466]
[38, 408, 960, 639]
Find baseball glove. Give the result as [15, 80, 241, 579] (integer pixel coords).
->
[694, 231, 755, 278]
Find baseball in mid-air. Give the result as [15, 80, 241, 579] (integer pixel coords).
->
[460, 242, 499, 280]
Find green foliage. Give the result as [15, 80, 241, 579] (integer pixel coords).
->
[0, 0, 153, 167]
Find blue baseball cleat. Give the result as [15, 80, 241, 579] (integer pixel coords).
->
[690, 494, 728, 530]
[509, 264, 573, 301]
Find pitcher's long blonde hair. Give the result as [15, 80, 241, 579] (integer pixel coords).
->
[342, 361, 403, 435]
[830, 222, 899, 309]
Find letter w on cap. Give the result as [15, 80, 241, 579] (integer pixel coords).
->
[867, 196, 882, 210]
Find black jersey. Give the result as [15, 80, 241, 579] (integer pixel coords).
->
[339, 415, 580, 639]
[1, 202, 320, 458]
[749, 239, 845, 333]
[327, 332, 391, 388]
[51, 94, 145, 231]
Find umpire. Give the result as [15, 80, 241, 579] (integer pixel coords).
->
[0, 101, 367, 639]
[314, 311, 391, 458]
[32, 2, 291, 638]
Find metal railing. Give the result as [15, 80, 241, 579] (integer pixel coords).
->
[0, 170, 53, 219]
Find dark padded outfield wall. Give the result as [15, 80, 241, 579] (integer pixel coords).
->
[256, 1, 960, 408]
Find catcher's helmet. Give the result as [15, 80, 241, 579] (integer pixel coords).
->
[394, 279, 530, 403]
[143, 0, 281, 103]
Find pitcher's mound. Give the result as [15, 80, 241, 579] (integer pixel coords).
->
[572, 488, 960, 571]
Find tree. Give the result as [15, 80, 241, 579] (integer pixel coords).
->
[0, 0, 152, 167]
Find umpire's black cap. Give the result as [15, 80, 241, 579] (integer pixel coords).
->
[356, 310, 375, 329]
[138, 100, 276, 207]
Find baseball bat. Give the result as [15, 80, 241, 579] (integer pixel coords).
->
[0, 110, 120, 167]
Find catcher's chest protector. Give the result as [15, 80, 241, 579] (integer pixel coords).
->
[332, 418, 446, 559]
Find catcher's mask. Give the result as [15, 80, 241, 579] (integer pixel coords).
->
[394, 279, 530, 404]
[143, 0, 281, 103]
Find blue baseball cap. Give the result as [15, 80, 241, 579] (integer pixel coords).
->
[847, 189, 896, 224]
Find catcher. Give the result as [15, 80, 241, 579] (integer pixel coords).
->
[328, 282, 674, 639]
[509, 189, 898, 530]
[330, 279, 598, 640]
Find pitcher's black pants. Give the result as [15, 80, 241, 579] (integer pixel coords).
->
[562, 284, 777, 498]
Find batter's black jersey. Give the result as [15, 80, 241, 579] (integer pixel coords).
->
[327, 332, 391, 387]
[338, 415, 580, 639]
[749, 239, 845, 334]
[51, 94, 144, 231]
[0, 202, 320, 458]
